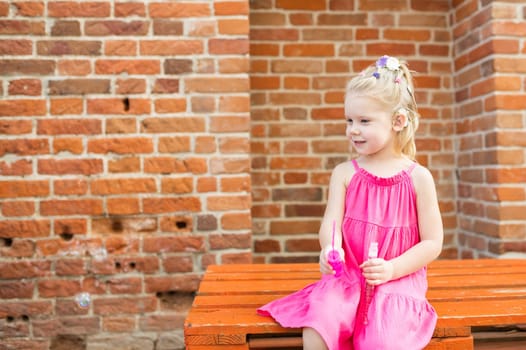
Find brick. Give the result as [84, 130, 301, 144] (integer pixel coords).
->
[91, 178, 156, 195]
[160, 215, 193, 233]
[142, 117, 205, 133]
[0, 159, 32, 176]
[0, 139, 49, 156]
[0, 260, 51, 279]
[49, 79, 109, 95]
[158, 136, 191, 153]
[153, 20, 183, 35]
[51, 20, 81, 36]
[38, 119, 101, 135]
[150, 80, 179, 95]
[54, 219, 87, 235]
[286, 238, 320, 252]
[185, 77, 249, 93]
[48, 2, 110, 17]
[0, 239, 35, 258]
[140, 314, 186, 331]
[197, 177, 217, 193]
[95, 59, 159, 74]
[102, 316, 136, 332]
[149, 3, 210, 18]
[144, 275, 201, 293]
[283, 43, 333, 57]
[0, 281, 34, 299]
[88, 98, 150, 114]
[0, 120, 32, 135]
[37, 40, 101, 55]
[270, 219, 321, 235]
[207, 195, 251, 211]
[106, 277, 142, 294]
[219, 57, 249, 74]
[210, 233, 251, 249]
[115, 3, 145, 17]
[38, 159, 102, 175]
[0, 19, 45, 34]
[162, 256, 193, 273]
[0, 180, 49, 198]
[154, 98, 186, 113]
[85, 20, 149, 36]
[215, 1, 249, 15]
[40, 199, 103, 216]
[55, 259, 86, 276]
[88, 137, 153, 154]
[50, 98, 83, 115]
[14, 1, 44, 16]
[1, 201, 35, 217]
[53, 137, 84, 154]
[32, 317, 101, 337]
[116, 79, 146, 94]
[108, 157, 140, 173]
[210, 157, 250, 174]
[140, 40, 204, 55]
[195, 135, 216, 153]
[105, 40, 137, 56]
[210, 116, 250, 133]
[164, 59, 193, 74]
[0, 99, 46, 116]
[221, 212, 251, 230]
[276, 0, 325, 10]
[105, 118, 136, 134]
[57, 59, 91, 75]
[219, 134, 248, 153]
[221, 252, 252, 264]
[0, 40, 32, 55]
[107, 197, 140, 215]
[92, 217, 157, 235]
[142, 197, 201, 214]
[143, 235, 204, 253]
[161, 178, 193, 194]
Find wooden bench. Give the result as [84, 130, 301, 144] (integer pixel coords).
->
[184, 259, 526, 349]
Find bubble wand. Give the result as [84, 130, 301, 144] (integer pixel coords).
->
[327, 220, 343, 277]
[363, 241, 378, 324]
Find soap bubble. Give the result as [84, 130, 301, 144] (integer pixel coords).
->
[75, 292, 91, 308]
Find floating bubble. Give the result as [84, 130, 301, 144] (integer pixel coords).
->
[75, 292, 91, 308]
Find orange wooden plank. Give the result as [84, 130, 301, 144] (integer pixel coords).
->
[424, 336, 473, 350]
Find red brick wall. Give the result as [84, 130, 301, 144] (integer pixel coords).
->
[0, 1, 250, 349]
[453, 0, 526, 257]
[250, 0, 459, 262]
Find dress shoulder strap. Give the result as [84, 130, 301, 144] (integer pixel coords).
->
[351, 159, 359, 171]
[407, 162, 417, 174]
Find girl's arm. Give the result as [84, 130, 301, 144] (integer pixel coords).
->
[362, 165, 444, 284]
[318, 162, 349, 274]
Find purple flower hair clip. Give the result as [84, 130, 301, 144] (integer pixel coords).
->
[373, 55, 401, 79]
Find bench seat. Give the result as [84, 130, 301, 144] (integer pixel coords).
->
[185, 259, 526, 349]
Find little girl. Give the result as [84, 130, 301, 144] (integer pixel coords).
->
[257, 55, 444, 350]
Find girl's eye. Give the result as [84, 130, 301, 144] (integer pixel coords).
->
[346, 119, 353, 124]
[361, 119, 370, 124]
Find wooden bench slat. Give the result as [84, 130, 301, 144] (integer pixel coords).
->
[196, 273, 526, 296]
[190, 285, 526, 310]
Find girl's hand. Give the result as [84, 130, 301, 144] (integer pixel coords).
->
[360, 258, 394, 285]
[319, 245, 345, 275]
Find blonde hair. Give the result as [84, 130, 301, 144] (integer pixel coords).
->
[345, 57, 419, 160]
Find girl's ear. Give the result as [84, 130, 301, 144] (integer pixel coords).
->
[392, 108, 409, 131]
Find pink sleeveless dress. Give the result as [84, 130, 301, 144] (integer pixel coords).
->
[257, 159, 437, 350]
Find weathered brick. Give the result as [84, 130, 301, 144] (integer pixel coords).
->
[85, 20, 148, 36]
[88, 137, 153, 154]
[37, 40, 101, 55]
[48, 2, 110, 17]
[149, 3, 211, 18]
[40, 199, 103, 216]
[0, 39, 32, 55]
[0, 99, 46, 116]
[38, 159, 102, 175]
[53, 137, 84, 154]
[51, 20, 81, 36]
